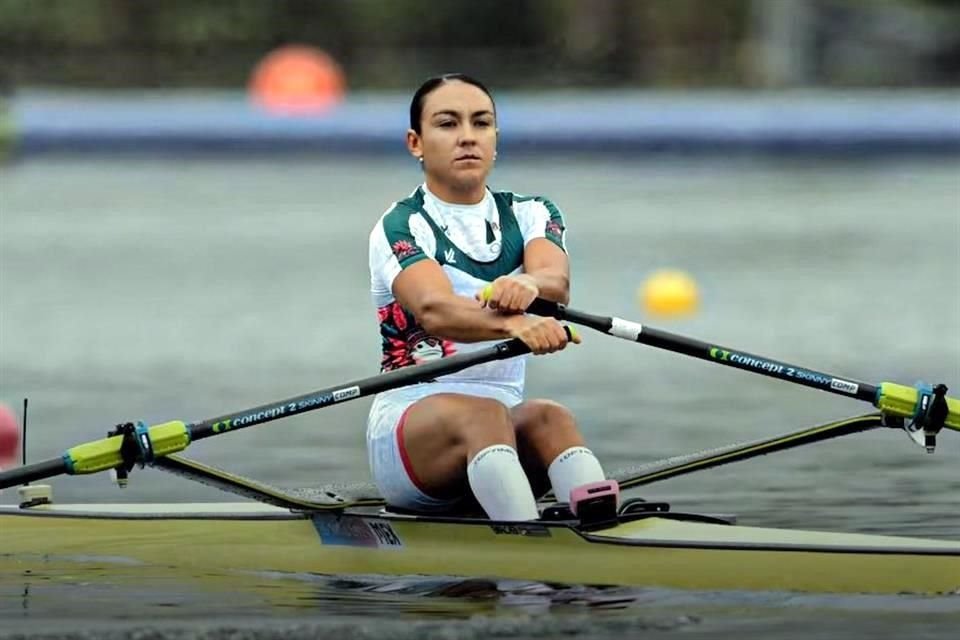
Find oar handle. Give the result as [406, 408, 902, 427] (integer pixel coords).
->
[527, 297, 565, 318]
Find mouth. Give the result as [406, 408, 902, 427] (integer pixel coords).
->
[454, 154, 482, 163]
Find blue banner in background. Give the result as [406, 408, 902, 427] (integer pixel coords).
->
[8, 90, 960, 156]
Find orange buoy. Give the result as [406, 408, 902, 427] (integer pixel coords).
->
[249, 45, 345, 115]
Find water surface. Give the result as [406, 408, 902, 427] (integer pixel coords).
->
[1, 157, 958, 638]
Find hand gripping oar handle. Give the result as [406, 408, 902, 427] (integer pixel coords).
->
[0, 329, 572, 490]
[526, 298, 960, 435]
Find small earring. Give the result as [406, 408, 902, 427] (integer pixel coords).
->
[418, 156, 424, 163]
[493, 152, 498, 161]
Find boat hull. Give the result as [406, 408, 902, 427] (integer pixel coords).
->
[2, 503, 958, 595]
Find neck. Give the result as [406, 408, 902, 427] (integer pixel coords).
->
[424, 177, 486, 205]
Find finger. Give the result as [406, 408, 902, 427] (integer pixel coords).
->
[530, 338, 548, 355]
[532, 328, 551, 355]
[550, 333, 565, 352]
[539, 322, 563, 353]
[513, 287, 537, 311]
[502, 287, 523, 313]
[518, 326, 542, 354]
[556, 324, 570, 350]
[536, 325, 554, 352]
[551, 323, 569, 351]
[517, 288, 536, 311]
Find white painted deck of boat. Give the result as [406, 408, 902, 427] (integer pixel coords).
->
[0, 502, 291, 515]
[4, 503, 960, 552]
[600, 517, 960, 551]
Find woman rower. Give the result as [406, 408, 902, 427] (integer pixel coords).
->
[367, 73, 611, 521]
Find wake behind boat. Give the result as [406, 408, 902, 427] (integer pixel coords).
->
[2, 302, 958, 595]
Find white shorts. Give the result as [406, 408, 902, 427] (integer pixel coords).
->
[366, 381, 523, 512]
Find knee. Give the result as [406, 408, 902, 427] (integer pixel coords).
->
[513, 399, 576, 437]
[443, 396, 515, 447]
[472, 397, 515, 439]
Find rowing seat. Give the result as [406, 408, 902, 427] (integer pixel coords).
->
[383, 496, 487, 519]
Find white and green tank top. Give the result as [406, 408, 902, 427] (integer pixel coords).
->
[368, 184, 567, 397]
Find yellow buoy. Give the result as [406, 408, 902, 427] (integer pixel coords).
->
[639, 269, 700, 318]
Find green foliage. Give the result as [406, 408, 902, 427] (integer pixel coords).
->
[0, 0, 955, 88]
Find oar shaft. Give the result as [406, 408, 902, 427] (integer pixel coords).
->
[612, 413, 884, 490]
[190, 337, 531, 441]
[644, 325, 878, 402]
[0, 458, 68, 489]
[529, 299, 879, 403]
[0, 335, 543, 490]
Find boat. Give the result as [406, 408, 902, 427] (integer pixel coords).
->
[2, 301, 958, 595]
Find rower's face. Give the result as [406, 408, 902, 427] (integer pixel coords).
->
[408, 81, 497, 190]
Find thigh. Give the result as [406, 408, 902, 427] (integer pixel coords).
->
[367, 392, 461, 511]
[400, 393, 516, 499]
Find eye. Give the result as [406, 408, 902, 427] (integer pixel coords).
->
[474, 119, 493, 128]
[437, 120, 456, 128]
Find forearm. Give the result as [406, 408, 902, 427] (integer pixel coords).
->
[418, 294, 517, 343]
[524, 268, 570, 305]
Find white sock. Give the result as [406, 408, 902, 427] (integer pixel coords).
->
[547, 446, 606, 503]
[467, 444, 539, 521]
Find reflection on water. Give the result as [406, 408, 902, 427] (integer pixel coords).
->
[3, 564, 959, 639]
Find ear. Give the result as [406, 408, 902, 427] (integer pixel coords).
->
[406, 129, 422, 160]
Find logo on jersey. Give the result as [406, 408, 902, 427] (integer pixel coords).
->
[391, 240, 421, 261]
[377, 302, 456, 371]
[545, 220, 563, 240]
[443, 248, 457, 264]
[407, 331, 449, 364]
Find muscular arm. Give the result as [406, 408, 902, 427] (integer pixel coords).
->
[522, 237, 570, 304]
[392, 260, 521, 342]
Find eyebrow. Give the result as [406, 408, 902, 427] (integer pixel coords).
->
[430, 109, 495, 119]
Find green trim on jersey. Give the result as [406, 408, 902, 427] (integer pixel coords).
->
[380, 188, 566, 279]
[514, 194, 566, 250]
[381, 190, 430, 270]
[417, 190, 524, 281]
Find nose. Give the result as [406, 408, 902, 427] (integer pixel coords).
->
[458, 122, 478, 145]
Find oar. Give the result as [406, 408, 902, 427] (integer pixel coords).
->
[0, 332, 568, 490]
[609, 413, 885, 490]
[513, 296, 959, 442]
